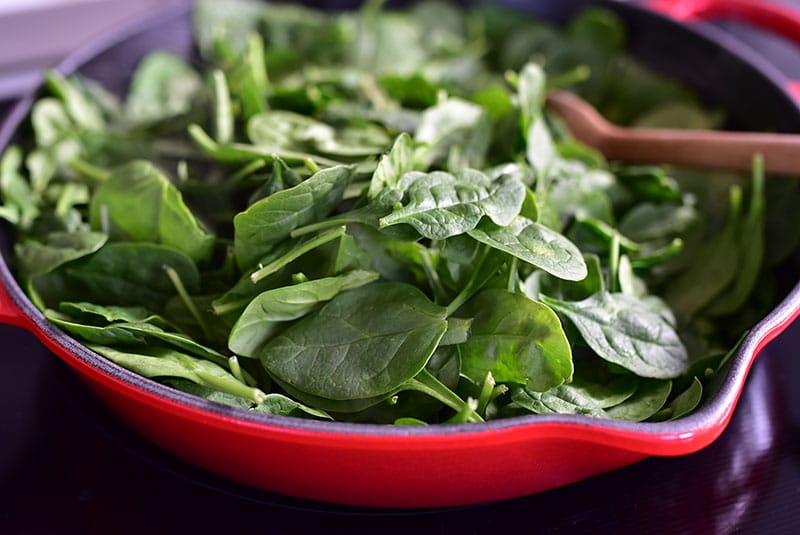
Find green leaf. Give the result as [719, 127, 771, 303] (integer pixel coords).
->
[259, 281, 448, 401]
[248, 110, 389, 157]
[518, 62, 547, 133]
[517, 64, 554, 181]
[0, 146, 39, 229]
[228, 269, 379, 357]
[651, 376, 702, 421]
[509, 386, 609, 418]
[253, 393, 333, 420]
[619, 203, 697, 242]
[542, 292, 689, 379]
[31, 243, 199, 309]
[14, 231, 107, 278]
[706, 157, 765, 316]
[664, 186, 742, 318]
[89, 344, 265, 403]
[378, 169, 525, 239]
[368, 132, 415, 199]
[414, 97, 491, 169]
[89, 160, 214, 263]
[468, 216, 588, 281]
[457, 289, 573, 391]
[31, 98, 73, 146]
[125, 52, 203, 123]
[605, 379, 672, 422]
[45, 70, 105, 131]
[233, 165, 352, 270]
[59, 301, 162, 325]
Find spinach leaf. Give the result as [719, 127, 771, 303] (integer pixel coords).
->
[706, 157, 765, 316]
[233, 165, 352, 269]
[605, 379, 672, 422]
[414, 97, 491, 169]
[509, 386, 609, 418]
[14, 231, 107, 278]
[89, 344, 265, 403]
[378, 169, 525, 239]
[31, 243, 199, 310]
[541, 292, 689, 379]
[468, 216, 587, 281]
[651, 377, 703, 421]
[253, 393, 333, 420]
[368, 132, 416, 199]
[664, 186, 742, 318]
[259, 281, 447, 401]
[89, 160, 214, 263]
[125, 52, 203, 124]
[456, 289, 573, 392]
[0, 146, 39, 229]
[228, 269, 379, 357]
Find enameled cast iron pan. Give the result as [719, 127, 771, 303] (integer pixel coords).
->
[1, 0, 800, 508]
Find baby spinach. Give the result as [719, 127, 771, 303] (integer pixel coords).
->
[30, 243, 199, 309]
[1, 0, 779, 426]
[378, 169, 525, 239]
[456, 289, 573, 392]
[228, 269, 379, 357]
[468, 217, 588, 281]
[89, 160, 214, 263]
[259, 282, 447, 401]
[541, 292, 689, 379]
[233, 165, 352, 269]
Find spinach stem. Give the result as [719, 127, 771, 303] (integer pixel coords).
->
[419, 245, 448, 304]
[445, 245, 491, 317]
[506, 257, 518, 292]
[212, 297, 249, 316]
[290, 214, 372, 238]
[476, 371, 495, 416]
[228, 355, 248, 385]
[406, 369, 484, 423]
[212, 70, 234, 144]
[68, 158, 110, 183]
[163, 264, 212, 340]
[250, 226, 346, 283]
[229, 158, 268, 184]
[608, 232, 620, 293]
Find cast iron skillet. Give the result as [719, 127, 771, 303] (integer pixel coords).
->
[1, 0, 799, 508]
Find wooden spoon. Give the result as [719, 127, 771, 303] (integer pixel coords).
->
[546, 90, 800, 175]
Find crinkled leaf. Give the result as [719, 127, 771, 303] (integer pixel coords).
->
[542, 292, 689, 378]
[468, 216, 587, 281]
[379, 169, 525, 239]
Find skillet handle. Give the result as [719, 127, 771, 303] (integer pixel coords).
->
[648, 0, 800, 43]
[647, 0, 800, 99]
[0, 273, 32, 328]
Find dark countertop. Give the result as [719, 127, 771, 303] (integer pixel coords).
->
[1, 1, 799, 533]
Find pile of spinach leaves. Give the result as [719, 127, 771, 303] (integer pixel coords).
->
[0, 0, 786, 425]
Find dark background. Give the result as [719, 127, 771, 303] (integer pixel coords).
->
[1, 1, 800, 533]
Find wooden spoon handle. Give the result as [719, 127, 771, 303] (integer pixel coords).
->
[601, 126, 800, 175]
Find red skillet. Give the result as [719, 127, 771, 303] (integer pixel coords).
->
[1, 0, 800, 508]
